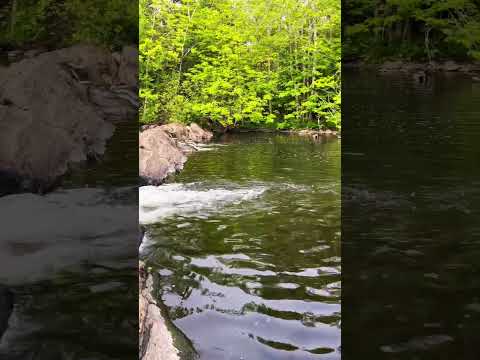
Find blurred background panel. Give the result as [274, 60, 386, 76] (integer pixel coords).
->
[0, 1, 139, 358]
[342, 1, 480, 359]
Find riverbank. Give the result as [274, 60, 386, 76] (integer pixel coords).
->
[139, 123, 213, 360]
[228, 127, 339, 137]
[139, 123, 339, 185]
[344, 59, 480, 79]
[139, 124, 338, 186]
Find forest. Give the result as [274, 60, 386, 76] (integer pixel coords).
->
[343, 0, 480, 62]
[140, 0, 341, 130]
[0, 0, 137, 49]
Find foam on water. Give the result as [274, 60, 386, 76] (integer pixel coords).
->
[139, 183, 267, 225]
[0, 187, 137, 285]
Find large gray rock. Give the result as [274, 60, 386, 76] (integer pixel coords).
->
[114, 45, 138, 88]
[0, 45, 137, 192]
[139, 123, 212, 184]
[139, 127, 187, 185]
[188, 123, 213, 142]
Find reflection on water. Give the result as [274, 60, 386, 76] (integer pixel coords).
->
[141, 134, 340, 359]
[343, 70, 480, 359]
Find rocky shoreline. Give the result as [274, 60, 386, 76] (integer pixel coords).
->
[139, 123, 213, 360]
[139, 262, 181, 360]
[296, 129, 339, 139]
[138, 124, 337, 186]
[138, 125, 339, 359]
[230, 127, 339, 138]
[344, 59, 480, 79]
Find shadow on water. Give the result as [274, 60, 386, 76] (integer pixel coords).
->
[141, 133, 341, 360]
[342, 70, 480, 359]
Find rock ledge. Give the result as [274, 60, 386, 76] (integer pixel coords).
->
[139, 262, 180, 360]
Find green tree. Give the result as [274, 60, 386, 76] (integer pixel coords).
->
[344, 0, 480, 61]
[0, 0, 137, 49]
[139, 0, 341, 130]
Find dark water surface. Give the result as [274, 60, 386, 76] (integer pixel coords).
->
[0, 122, 138, 359]
[140, 133, 341, 359]
[342, 70, 480, 359]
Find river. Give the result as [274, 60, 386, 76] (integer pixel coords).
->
[0, 122, 138, 359]
[140, 133, 341, 359]
[342, 69, 480, 359]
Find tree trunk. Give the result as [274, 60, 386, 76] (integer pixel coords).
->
[9, 0, 17, 38]
[424, 26, 432, 63]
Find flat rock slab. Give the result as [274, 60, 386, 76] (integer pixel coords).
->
[139, 262, 180, 360]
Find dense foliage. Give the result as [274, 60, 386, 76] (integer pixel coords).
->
[0, 0, 137, 49]
[344, 0, 480, 61]
[140, 0, 341, 130]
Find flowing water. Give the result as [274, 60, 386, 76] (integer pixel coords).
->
[343, 70, 480, 359]
[140, 133, 341, 360]
[0, 122, 138, 359]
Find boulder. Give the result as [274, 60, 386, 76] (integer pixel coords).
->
[89, 85, 138, 122]
[161, 123, 191, 141]
[139, 123, 212, 184]
[0, 45, 137, 193]
[139, 127, 187, 185]
[188, 123, 213, 142]
[115, 45, 138, 88]
[0, 50, 114, 191]
[156, 123, 213, 143]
